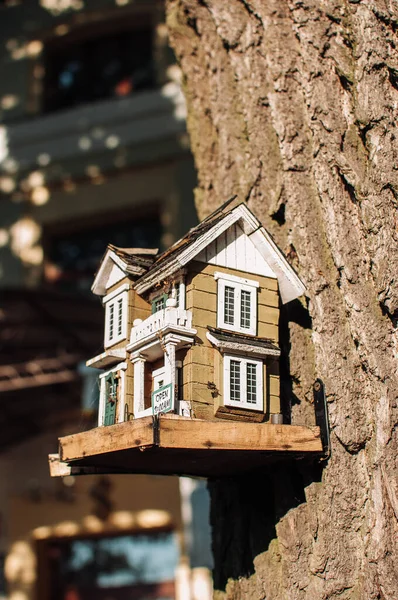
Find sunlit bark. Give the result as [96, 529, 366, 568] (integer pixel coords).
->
[166, 1, 398, 597]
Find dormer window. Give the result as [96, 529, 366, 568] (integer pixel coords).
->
[215, 272, 258, 335]
[104, 286, 128, 348]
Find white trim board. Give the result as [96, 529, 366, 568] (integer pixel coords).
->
[214, 271, 260, 287]
[92, 248, 129, 296]
[102, 283, 130, 304]
[92, 248, 154, 296]
[86, 348, 127, 369]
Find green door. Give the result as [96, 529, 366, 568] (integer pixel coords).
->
[104, 372, 118, 426]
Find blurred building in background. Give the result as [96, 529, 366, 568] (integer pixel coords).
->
[0, 1, 212, 599]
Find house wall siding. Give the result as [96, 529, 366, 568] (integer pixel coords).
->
[99, 280, 151, 419]
[184, 261, 280, 421]
[102, 279, 151, 351]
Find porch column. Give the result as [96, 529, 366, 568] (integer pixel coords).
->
[164, 338, 178, 413]
[131, 353, 146, 416]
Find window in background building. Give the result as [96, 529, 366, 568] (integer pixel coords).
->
[44, 211, 161, 293]
[43, 17, 155, 113]
[38, 530, 178, 600]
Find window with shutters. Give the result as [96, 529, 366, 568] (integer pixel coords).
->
[99, 363, 127, 426]
[151, 280, 184, 314]
[104, 289, 128, 348]
[103, 371, 118, 426]
[223, 355, 263, 411]
[215, 272, 258, 335]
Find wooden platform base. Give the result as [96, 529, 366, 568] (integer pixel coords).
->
[50, 415, 323, 478]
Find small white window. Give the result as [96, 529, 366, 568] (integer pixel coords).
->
[224, 355, 263, 411]
[215, 272, 258, 335]
[104, 290, 128, 348]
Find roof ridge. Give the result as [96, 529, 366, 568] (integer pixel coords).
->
[108, 244, 159, 256]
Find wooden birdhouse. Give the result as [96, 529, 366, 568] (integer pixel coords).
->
[50, 199, 324, 479]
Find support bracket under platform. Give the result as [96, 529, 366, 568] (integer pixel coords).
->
[50, 415, 323, 479]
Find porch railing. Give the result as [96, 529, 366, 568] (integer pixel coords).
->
[130, 308, 193, 345]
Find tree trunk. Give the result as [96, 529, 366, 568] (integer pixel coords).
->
[166, 0, 398, 598]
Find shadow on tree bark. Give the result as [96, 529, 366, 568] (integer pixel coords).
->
[208, 460, 324, 592]
[208, 299, 322, 592]
[279, 299, 313, 424]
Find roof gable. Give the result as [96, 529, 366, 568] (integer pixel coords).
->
[92, 246, 158, 296]
[135, 203, 305, 304]
[196, 222, 276, 279]
[105, 262, 126, 290]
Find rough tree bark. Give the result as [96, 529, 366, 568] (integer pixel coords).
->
[166, 1, 398, 598]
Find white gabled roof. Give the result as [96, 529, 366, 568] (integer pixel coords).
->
[91, 246, 158, 296]
[135, 202, 306, 304]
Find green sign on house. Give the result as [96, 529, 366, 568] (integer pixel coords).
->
[152, 383, 173, 415]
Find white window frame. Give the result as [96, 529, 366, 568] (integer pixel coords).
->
[104, 289, 128, 348]
[215, 272, 258, 335]
[223, 354, 263, 411]
[98, 362, 127, 426]
[152, 365, 166, 390]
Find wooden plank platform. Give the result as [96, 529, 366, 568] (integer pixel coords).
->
[52, 415, 323, 478]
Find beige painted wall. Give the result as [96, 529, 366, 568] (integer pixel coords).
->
[183, 260, 280, 421]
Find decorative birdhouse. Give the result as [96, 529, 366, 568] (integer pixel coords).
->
[50, 199, 324, 479]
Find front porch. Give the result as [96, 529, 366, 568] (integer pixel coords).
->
[127, 306, 197, 419]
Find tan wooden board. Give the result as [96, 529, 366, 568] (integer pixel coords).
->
[258, 321, 278, 341]
[214, 405, 265, 423]
[257, 290, 279, 308]
[49, 454, 136, 477]
[49, 454, 73, 477]
[268, 373, 280, 396]
[189, 289, 217, 309]
[269, 394, 281, 414]
[158, 415, 322, 452]
[189, 260, 279, 290]
[59, 416, 154, 463]
[190, 307, 217, 330]
[57, 415, 322, 471]
[258, 304, 279, 325]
